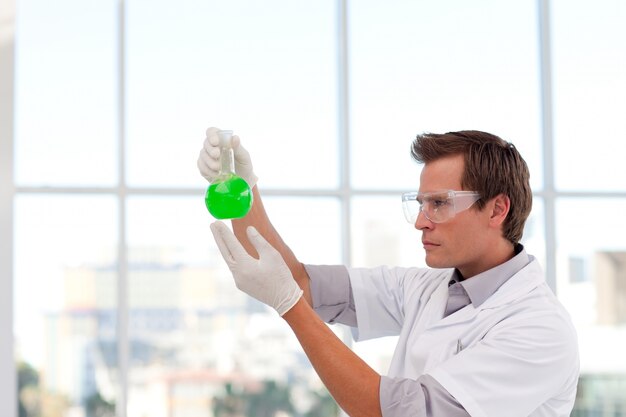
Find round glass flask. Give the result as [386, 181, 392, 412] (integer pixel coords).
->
[205, 130, 253, 219]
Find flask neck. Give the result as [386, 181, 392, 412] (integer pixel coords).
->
[220, 146, 235, 176]
[216, 129, 235, 177]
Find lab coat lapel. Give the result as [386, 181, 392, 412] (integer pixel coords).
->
[426, 258, 545, 330]
[427, 299, 478, 329]
[412, 275, 450, 334]
[479, 258, 545, 309]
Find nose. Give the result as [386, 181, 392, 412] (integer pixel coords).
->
[414, 208, 433, 230]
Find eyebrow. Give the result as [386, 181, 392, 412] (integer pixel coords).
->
[419, 191, 450, 198]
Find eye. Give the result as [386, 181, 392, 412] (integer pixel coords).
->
[432, 199, 449, 208]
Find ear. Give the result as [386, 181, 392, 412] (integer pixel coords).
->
[489, 194, 510, 227]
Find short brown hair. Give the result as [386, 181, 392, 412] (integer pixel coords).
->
[411, 130, 532, 244]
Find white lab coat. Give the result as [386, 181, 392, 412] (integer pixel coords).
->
[349, 256, 579, 417]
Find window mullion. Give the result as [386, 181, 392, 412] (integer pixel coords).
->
[0, 0, 17, 414]
[116, 1, 129, 416]
[337, 0, 351, 269]
[538, 0, 557, 293]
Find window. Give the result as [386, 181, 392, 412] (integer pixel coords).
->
[552, 1, 626, 414]
[14, 0, 118, 187]
[552, 0, 626, 192]
[4, 1, 626, 416]
[349, 0, 543, 191]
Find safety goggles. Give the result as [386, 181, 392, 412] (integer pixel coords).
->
[402, 190, 481, 224]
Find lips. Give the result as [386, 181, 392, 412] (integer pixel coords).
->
[422, 239, 440, 248]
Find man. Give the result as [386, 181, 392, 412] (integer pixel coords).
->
[197, 128, 579, 417]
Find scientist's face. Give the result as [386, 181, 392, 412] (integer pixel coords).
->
[415, 154, 495, 278]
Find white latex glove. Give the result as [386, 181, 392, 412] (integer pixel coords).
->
[197, 127, 258, 188]
[210, 221, 303, 316]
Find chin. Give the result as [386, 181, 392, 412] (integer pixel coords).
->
[424, 255, 450, 269]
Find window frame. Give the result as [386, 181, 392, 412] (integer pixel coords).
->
[3, 1, 626, 417]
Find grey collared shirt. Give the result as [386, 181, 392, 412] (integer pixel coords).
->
[445, 243, 528, 316]
[306, 244, 530, 417]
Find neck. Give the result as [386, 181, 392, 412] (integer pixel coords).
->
[461, 239, 516, 279]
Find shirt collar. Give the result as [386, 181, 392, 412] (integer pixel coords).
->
[450, 244, 530, 308]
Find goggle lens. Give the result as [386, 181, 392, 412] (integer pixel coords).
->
[402, 190, 481, 224]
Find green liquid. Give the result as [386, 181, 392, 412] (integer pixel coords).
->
[205, 174, 253, 219]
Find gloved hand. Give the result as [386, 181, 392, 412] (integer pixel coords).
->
[197, 127, 258, 188]
[210, 221, 303, 316]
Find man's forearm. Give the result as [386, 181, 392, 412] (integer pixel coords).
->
[232, 186, 312, 305]
[283, 298, 382, 417]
